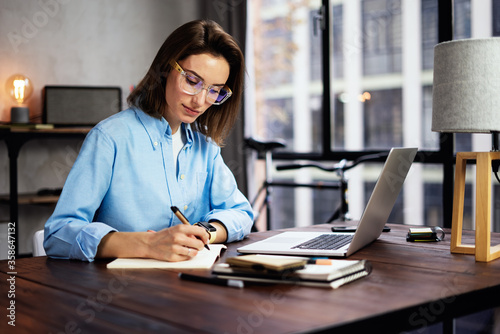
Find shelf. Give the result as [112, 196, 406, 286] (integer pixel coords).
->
[0, 127, 90, 257]
[0, 194, 59, 205]
[0, 125, 92, 134]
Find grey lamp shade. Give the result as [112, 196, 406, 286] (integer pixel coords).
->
[432, 38, 500, 133]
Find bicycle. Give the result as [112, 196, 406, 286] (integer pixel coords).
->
[244, 137, 388, 231]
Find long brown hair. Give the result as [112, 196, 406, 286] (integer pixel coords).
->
[127, 19, 245, 146]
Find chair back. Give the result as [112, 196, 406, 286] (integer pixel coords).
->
[33, 230, 46, 257]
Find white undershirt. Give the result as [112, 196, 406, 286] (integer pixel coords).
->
[172, 128, 186, 172]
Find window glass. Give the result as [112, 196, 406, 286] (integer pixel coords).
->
[422, 0, 438, 70]
[454, 0, 471, 39]
[362, 0, 402, 75]
[494, 0, 500, 36]
[363, 88, 402, 149]
[422, 85, 439, 150]
[423, 167, 445, 226]
[250, 1, 322, 153]
[332, 4, 344, 78]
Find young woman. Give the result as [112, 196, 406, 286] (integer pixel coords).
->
[44, 19, 253, 262]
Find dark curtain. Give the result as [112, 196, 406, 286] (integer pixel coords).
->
[201, 0, 249, 197]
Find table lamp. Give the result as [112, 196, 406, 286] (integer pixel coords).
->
[432, 37, 500, 262]
[5, 74, 33, 123]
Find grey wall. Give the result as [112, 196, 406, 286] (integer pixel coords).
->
[0, 0, 202, 255]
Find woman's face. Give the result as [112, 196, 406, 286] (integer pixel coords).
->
[164, 53, 230, 133]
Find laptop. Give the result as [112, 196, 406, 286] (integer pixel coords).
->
[237, 147, 418, 257]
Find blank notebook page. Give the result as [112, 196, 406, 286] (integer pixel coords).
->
[106, 244, 227, 269]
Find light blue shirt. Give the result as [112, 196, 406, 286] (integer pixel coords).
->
[44, 108, 253, 261]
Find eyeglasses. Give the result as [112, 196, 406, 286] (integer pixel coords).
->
[170, 61, 232, 105]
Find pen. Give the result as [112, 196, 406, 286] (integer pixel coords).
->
[171, 206, 210, 251]
[179, 272, 244, 289]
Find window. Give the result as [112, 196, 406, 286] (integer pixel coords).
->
[246, 0, 497, 231]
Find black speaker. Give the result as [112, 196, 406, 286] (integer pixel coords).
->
[43, 86, 122, 126]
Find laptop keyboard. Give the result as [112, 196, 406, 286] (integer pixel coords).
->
[292, 234, 353, 250]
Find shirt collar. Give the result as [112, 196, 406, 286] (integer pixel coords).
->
[134, 108, 194, 150]
[134, 108, 168, 150]
[183, 122, 195, 145]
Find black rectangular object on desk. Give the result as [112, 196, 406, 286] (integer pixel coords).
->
[43, 86, 122, 126]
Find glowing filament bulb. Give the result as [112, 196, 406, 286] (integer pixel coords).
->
[13, 79, 26, 103]
[5, 74, 33, 106]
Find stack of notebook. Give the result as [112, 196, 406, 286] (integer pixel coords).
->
[212, 254, 371, 289]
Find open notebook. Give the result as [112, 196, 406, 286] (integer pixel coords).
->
[106, 244, 226, 269]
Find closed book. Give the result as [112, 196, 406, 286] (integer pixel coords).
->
[294, 259, 371, 281]
[213, 259, 371, 289]
[225, 254, 307, 272]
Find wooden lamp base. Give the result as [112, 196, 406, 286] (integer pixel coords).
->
[450, 152, 500, 262]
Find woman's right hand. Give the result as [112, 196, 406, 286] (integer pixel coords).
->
[144, 224, 209, 261]
[96, 224, 209, 261]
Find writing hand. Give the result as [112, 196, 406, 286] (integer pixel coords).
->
[145, 224, 209, 262]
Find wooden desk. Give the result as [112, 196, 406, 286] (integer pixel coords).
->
[0, 127, 90, 256]
[1, 224, 500, 333]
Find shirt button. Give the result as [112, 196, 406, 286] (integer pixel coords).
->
[184, 205, 188, 211]
[153, 141, 158, 146]
[180, 174, 185, 180]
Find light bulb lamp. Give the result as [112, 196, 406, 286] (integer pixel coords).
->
[5, 74, 33, 123]
[432, 38, 500, 262]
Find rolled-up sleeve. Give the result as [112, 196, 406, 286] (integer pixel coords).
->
[44, 127, 116, 261]
[202, 147, 253, 242]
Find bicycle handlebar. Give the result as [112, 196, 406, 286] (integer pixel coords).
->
[276, 163, 341, 172]
[276, 152, 389, 173]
